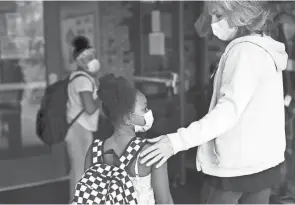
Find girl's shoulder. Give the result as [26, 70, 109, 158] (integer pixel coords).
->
[136, 142, 153, 173]
[70, 71, 94, 81]
[70, 71, 96, 89]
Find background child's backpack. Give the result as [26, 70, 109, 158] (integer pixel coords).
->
[72, 137, 147, 205]
[36, 72, 91, 146]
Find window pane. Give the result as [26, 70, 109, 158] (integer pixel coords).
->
[0, 1, 46, 159]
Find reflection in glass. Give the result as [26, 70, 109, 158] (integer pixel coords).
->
[0, 1, 45, 158]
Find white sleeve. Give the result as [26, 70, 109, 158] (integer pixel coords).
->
[167, 44, 264, 154]
[73, 76, 93, 93]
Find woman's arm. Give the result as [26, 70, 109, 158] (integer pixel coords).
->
[151, 162, 174, 204]
[167, 44, 265, 155]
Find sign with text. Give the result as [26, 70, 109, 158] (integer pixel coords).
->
[5, 13, 23, 36]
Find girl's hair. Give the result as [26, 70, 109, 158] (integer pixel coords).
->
[72, 36, 91, 60]
[195, 1, 271, 37]
[98, 74, 137, 124]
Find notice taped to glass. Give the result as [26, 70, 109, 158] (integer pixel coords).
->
[0, 36, 29, 59]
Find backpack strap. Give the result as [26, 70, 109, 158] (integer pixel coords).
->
[68, 110, 84, 128]
[118, 137, 147, 170]
[92, 139, 103, 164]
[67, 72, 95, 127]
[69, 72, 95, 91]
[91, 137, 147, 168]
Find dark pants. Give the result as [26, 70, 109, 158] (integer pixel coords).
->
[200, 180, 271, 204]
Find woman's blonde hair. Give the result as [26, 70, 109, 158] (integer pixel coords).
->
[195, 1, 271, 37]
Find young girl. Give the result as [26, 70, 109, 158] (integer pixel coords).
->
[84, 74, 174, 204]
[66, 36, 101, 200]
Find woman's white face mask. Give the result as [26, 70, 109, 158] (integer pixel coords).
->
[211, 18, 238, 41]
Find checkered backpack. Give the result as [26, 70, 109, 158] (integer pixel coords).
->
[72, 137, 147, 205]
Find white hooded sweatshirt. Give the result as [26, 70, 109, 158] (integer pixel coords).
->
[168, 34, 288, 177]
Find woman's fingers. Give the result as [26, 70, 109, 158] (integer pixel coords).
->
[140, 146, 160, 164]
[140, 135, 173, 167]
[146, 153, 163, 167]
[140, 143, 158, 157]
[155, 156, 168, 169]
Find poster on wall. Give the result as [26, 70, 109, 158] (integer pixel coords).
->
[60, 13, 95, 71]
[0, 36, 29, 59]
[5, 13, 23, 36]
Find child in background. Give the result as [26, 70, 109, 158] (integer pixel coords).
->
[84, 74, 174, 204]
[65, 36, 101, 200]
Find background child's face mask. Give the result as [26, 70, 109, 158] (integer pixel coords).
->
[76, 48, 100, 73]
[87, 59, 100, 73]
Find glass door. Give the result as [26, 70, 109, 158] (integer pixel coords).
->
[0, 1, 47, 160]
[135, 1, 200, 187]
